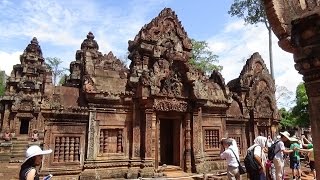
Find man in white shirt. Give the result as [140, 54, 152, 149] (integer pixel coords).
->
[273, 131, 292, 180]
[220, 138, 241, 180]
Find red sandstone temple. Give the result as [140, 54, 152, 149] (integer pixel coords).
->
[0, 8, 279, 179]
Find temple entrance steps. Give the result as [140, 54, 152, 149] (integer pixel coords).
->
[10, 135, 30, 163]
[161, 165, 194, 179]
[0, 162, 20, 180]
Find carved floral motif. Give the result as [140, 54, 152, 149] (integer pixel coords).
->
[153, 98, 188, 112]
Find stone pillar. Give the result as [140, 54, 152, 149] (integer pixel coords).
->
[291, 14, 320, 177]
[86, 110, 97, 160]
[2, 106, 10, 132]
[192, 107, 203, 168]
[185, 113, 192, 173]
[144, 109, 153, 160]
[151, 112, 157, 169]
[132, 102, 141, 159]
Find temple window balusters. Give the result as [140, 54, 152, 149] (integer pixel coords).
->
[204, 129, 219, 150]
[53, 136, 80, 163]
[99, 129, 123, 154]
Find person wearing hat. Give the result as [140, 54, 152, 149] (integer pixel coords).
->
[19, 145, 52, 180]
[273, 131, 294, 180]
[289, 136, 301, 180]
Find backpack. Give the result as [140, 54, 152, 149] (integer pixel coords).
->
[244, 145, 260, 172]
[267, 141, 280, 161]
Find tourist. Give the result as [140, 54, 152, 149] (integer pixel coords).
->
[289, 136, 301, 180]
[247, 136, 267, 180]
[266, 135, 273, 148]
[300, 135, 316, 180]
[273, 131, 293, 180]
[19, 145, 52, 180]
[220, 138, 241, 180]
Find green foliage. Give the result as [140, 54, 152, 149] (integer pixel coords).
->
[46, 57, 67, 85]
[0, 71, 5, 96]
[228, 0, 267, 25]
[279, 108, 294, 128]
[190, 39, 222, 74]
[58, 74, 68, 85]
[291, 83, 309, 127]
[279, 83, 310, 128]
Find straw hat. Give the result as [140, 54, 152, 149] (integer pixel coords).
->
[22, 145, 52, 164]
[279, 131, 291, 140]
[290, 135, 299, 142]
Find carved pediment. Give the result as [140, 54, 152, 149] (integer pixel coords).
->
[193, 70, 231, 105]
[254, 92, 277, 119]
[130, 8, 192, 53]
[128, 8, 193, 91]
[95, 51, 126, 72]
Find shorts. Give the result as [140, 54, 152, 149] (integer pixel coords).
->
[290, 161, 300, 169]
[290, 157, 300, 169]
[309, 161, 315, 171]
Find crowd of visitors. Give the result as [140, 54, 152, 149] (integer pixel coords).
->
[220, 131, 316, 180]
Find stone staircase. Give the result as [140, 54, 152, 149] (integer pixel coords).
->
[10, 136, 30, 163]
[161, 165, 194, 179]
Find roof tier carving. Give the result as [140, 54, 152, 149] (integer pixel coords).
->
[65, 32, 129, 103]
[1, 37, 48, 114]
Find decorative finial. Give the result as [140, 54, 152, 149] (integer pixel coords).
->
[31, 37, 38, 45]
[87, 32, 94, 40]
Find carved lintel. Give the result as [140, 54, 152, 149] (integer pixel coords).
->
[153, 98, 187, 112]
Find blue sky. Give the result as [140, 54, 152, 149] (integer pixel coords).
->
[0, 0, 302, 108]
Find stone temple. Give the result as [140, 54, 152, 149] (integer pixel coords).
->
[0, 8, 279, 179]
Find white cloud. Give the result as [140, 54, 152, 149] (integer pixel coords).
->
[0, 51, 22, 75]
[207, 20, 302, 109]
[0, 0, 171, 74]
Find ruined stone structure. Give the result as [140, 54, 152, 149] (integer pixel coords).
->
[227, 53, 279, 148]
[0, 8, 279, 179]
[263, 0, 320, 176]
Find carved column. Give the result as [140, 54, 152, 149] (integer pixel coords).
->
[185, 113, 192, 173]
[192, 107, 203, 164]
[291, 14, 320, 176]
[144, 108, 154, 160]
[151, 112, 157, 169]
[86, 109, 97, 160]
[132, 102, 141, 159]
[2, 106, 10, 132]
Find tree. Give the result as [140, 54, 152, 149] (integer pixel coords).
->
[190, 39, 222, 74]
[58, 74, 68, 85]
[275, 85, 294, 109]
[0, 71, 5, 96]
[228, 0, 274, 79]
[291, 83, 309, 127]
[46, 57, 67, 85]
[279, 108, 294, 128]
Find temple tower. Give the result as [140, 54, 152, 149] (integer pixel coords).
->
[0, 37, 49, 136]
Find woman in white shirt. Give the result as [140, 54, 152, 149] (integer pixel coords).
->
[247, 136, 267, 180]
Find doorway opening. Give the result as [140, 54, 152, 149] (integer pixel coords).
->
[20, 119, 29, 134]
[160, 118, 181, 166]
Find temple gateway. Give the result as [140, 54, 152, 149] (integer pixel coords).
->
[0, 8, 279, 179]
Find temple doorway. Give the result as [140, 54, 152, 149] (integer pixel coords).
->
[20, 119, 29, 134]
[160, 118, 181, 166]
